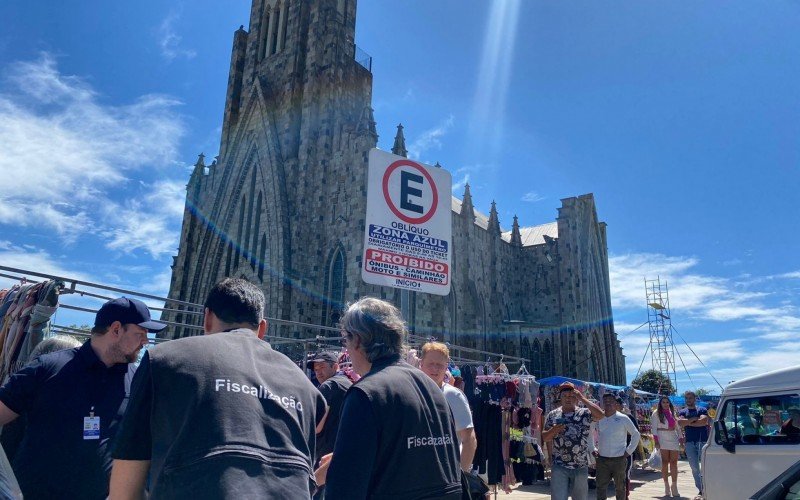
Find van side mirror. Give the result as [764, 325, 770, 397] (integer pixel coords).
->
[715, 421, 735, 453]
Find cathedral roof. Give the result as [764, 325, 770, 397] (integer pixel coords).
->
[451, 196, 559, 246]
[501, 222, 558, 247]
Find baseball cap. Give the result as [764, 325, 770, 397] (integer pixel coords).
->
[94, 297, 167, 333]
[307, 351, 338, 368]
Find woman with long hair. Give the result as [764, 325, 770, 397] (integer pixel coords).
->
[650, 396, 683, 497]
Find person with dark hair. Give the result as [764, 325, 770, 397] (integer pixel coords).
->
[543, 382, 605, 500]
[0, 297, 164, 499]
[308, 351, 351, 500]
[110, 278, 326, 499]
[650, 396, 683, 497]
[320, 297, 461, 500]
[677, 390, 709, 498]
[614, 396, 639, 500]
[594, 393, 640, 500]
[0, 335, 83, 463]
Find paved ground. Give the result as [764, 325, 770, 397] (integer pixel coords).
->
[506, 460, 700, 499]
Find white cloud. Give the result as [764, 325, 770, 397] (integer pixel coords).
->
[157, 10, 197, 61]
[452, 173, 470, 194]
[521, 191, 545, 203]
[612, 251, 800, 386]
[408, 115, 455, 160]
[778, 271, 800, 279]
[0, 243, 92, 283]
[0, 54, 186, 255]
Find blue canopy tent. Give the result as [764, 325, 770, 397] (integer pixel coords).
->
[647, 395, 709, 408]
[537, 376, 628, 392]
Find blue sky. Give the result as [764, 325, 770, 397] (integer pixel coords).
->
[1, 1, 798, 392]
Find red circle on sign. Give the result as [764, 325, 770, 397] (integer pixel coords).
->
[382, 160, 439, 224]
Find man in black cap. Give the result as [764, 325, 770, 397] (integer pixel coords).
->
[0, 296, 165, 499]
[310, 352, 351, 455]
[110, 278, 326, 499]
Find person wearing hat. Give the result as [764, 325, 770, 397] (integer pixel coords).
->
[310, 351, 351, 459]
[542, 382, 605, 500]
[110, 278, 326, 499]
[0, 296, 165, 499]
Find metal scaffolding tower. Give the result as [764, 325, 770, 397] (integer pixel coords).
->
[645, 277, 677, 393]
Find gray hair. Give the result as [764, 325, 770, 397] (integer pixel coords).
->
[30, 335, 82, 360]
[340, 297, 406, 363]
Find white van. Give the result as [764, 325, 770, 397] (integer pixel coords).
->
[703, 365, 800, 500]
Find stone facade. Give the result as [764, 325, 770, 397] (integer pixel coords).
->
[164, 0, 626, 384]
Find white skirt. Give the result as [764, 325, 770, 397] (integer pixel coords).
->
[655, 428, 681, 451]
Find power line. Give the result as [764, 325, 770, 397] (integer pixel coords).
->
[673, 341, 697, 391]
[633, 342, 651, 384]
[671, 325, 724, 390]
[569, 321, 648, 375]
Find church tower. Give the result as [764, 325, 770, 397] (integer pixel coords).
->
[165, 0, 626, 385]
[167, 0, 378, 337]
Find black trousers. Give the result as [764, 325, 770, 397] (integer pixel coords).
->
[595, 456, 627, 500]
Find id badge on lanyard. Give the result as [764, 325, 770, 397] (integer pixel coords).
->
[84, 406, 100, 440]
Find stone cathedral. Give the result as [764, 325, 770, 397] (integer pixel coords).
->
[164, 0, 626, 384]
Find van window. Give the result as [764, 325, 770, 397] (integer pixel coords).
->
[716, 394, 800, 445]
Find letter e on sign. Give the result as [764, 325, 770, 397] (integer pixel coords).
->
[382, 159, 438, 224]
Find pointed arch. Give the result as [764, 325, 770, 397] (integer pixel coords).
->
[278, 1, 288, 52]
[258, 233, 267, 282]
[244, 168, 256, 266]
[532, 339, 542, 378]
[322, 244, 346, 327]
[520, 337, 531, 366]
[234, 194, 246, 266]
[269, 1, 281, 55]
[544, 340, 554, 377]
[251, 191, 263, 268]
[259, 4, 271, 60]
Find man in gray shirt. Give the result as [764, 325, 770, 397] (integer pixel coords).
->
[419, 341, 477, 472]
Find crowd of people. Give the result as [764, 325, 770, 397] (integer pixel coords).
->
[0, 275, 730, 500]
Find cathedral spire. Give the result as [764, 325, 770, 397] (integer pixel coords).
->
[488, 200, 501, 236]
[191, 153, 206, 178]
[461, 183, 475, 221]
[511, 215, 522, 247]
[392, 123, 408, 157]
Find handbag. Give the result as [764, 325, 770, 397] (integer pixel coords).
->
[461, 470, 490, 500]
[647, 449, 662, 469]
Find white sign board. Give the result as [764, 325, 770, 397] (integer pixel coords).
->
[362, 149, 452, 296]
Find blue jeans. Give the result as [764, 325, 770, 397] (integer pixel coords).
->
[684, 441, 703, 492]
[551, 464, 588, 500]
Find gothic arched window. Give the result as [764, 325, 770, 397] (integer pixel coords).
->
[258, 233, 267, 282]
[270, 2, 281, 55]
[323, 246, 346, 327]
[234, 194, 246, 266]
[259, 6, 271, 60]
[251, 191, 262, 268]
[542, 340, 553, 378]
[532, 340, 542, 378]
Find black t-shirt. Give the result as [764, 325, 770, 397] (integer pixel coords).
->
[113, 330, 326, 499]
[0, 341, 128, 500]
[678, 406, 709, 443]
[325, 357, 461, 500]
[316, 373, 352, 460]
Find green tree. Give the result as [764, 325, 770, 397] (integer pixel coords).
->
[632, 369, 675, 395]
[694, 387, 714, 397]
